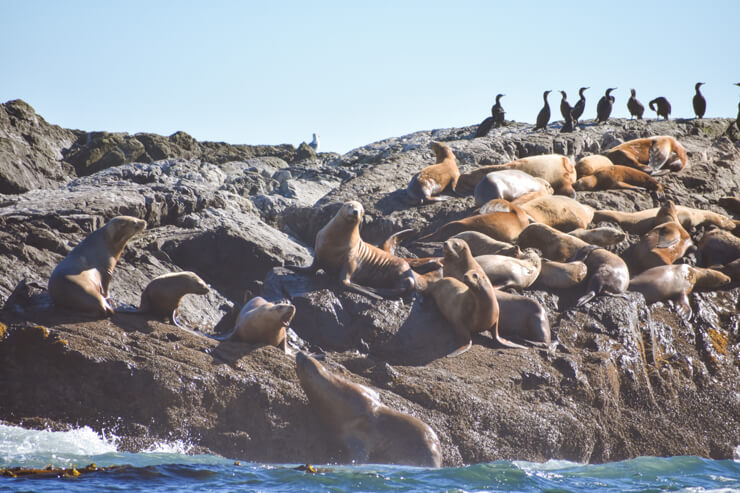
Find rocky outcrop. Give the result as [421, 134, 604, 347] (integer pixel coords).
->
[1, 101, 738, 466]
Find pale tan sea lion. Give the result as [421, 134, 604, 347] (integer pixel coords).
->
[451, 231, 520, 257]
[573, 165, 663, 193]
[474, 248, 541, 290]
[517, 223, 590, 263]
[629, 265, 730, 319]
[629, 201, 693, 273]
[532, 259, 588, 289]
[287, 201, 417, 300]
[473, 169, 553, 206]
[417, 199, 530, 243]
[48, 215, 147, 317]
[518, 195, 595, 231]
[406, 141, 460, 204]
[295, 352, 442, 467]
[218, 296, 296, 352]
[457, 154, 577, 197]
[568, 227, 626, 247]
[575, 155, 614, 177]
[139, 271, 210, 327]
[496, 290, 551, 344]
[604, 135, 688, 174]
[592, 205, 735, 235]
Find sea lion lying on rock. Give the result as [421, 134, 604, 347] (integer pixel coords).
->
[475, 248, 541, 290]
[592, 205, 735, 235]
[406, 141, 460, 204]
[217, 296, 296, 352]
[295, 352, 442, 467]
[473, 169, 553, 206]
[629, 201, 694, 273]
[517, 223, 590, 263]
[48, 215, 146, 317]
[417, 199, 530, 243]
[604, 135, 688, 174]
[574, 246, 630, 307]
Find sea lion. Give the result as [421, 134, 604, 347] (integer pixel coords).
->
[295, 352, 442, 467]
[575, 246, 630, 306]
[534, 90, 552, 131]
[533, 259, 588, 289]
[697, 228, 740, 267]
[474, 169, 553, 206]
[568, 227, 626, 247]
[592, 205, 734, 235]
[629, 265, 730, 319]
[517, 223, 590, 263]
[406, 141, 460, 204]
[605, 135, 687, 174]
[475, 248, 541, 290]
[48, 215, 147, 317]
[518, 195, 595, 232]
[629, 201, 693, 273]
[287, 201, 417, 300]
[573, 165, 663, 194]
[417, 199, 530, 243]
[457, 154, 577, 198]
[496, 290, 551, 344]
[649, 97, 672, 120]
[451, 231, 520, 257]
[218, 296, 296, 351]
[139, 271, 210, 327]
[575, 155, 614, 177]
[441, 238, 490, 281]
[719, 258, 740, 281]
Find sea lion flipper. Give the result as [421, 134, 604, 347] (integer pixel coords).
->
[381, 229, 416, 253]
[576, 290, 596, 307]
[285, 263, 319, 275]
[342, 279, 384, 301]
[648, 140, 672, 172]
[447, 339, 473, 358]
[674, 292, 692, 320]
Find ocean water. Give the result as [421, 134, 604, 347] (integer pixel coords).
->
[1, 424, 738, 492]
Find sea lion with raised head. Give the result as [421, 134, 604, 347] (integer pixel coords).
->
[475, 248, 541, 290]
[139, 271, 210, 327]
[474, 169, 553, 206]
[592, 205, 734, 235]
[629, 265, 730, 319]
[417, 199, 530, 243]
[218, 296, 296, 352]
[457, 154, 577, 198]
[605, 135, 687, 175]
[48, 215, 147, 317]
[287, 201, 417, 300]
[406, 141, 460, 204]
[295, 352, 442, 467]
[573, 165, 664, 194]
[629, 201, 693, 273]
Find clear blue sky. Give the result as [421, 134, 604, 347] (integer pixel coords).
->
[2, 1, 739, 154]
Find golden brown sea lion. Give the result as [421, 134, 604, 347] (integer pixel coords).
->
[139, 271, 210, 327]
[592, 205, 735, 235]
[219, 296, 296, 351]
[406, 141, 460, 204]
[629, 201, 694, 273]
[417, 199, 530, 243]
[604, 136, 688, 174]
[295, 352, 442, 467]
[532, 259, 588, 289]
[496, 290, 551, 344]
[697, 228, 740, 267]
[574, 246, 630, 306]
[516, 223, 590, 262]
[573, 165, 663, 193]
[518, 196, 594, 231]
[568, 227, 626, 247]
[473, 169, 553, 206]
[287, 201, 417, 300]
[475, 248, 541, 290]
[458, 154, 577, 197]
[48, 215, 147, 317]
[629, 265, 730, 319]
[575, 155, 614, 177]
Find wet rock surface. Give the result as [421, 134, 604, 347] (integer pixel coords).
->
[1, 100, 739, 466]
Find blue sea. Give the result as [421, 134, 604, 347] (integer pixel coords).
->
[1, 424, 738, 492]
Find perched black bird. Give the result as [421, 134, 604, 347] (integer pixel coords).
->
[474, 117, 494, 138]
[571, 87, 588, 124]
[692, 82, 706, 119]
[560, 108, 575, 133]
[649, 97, 672, 120]
[596, 88, 616, 123]
[491, 94, 506, 128]
[627, 88, 645, 119]
[559, 91, 573, 121]
[535, 90, 552, 131]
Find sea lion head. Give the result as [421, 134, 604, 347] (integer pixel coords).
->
[274, 302, 297, 326]
[339, 201, 364, 225]
[430, 141, 453, 162]
[103, 216, 147, 256]
[442, 238, 469, 260]
[462, 269, 492, 294]
[181, 272, 210, 295]
[692, 268, 731, 290]
[655, 200, 679, 224]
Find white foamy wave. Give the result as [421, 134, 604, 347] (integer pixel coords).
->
[0, 423, 118, 465]
[142, 439, 194, 454]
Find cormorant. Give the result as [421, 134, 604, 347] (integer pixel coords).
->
[596, 88, 616, 123]
[474, 117, 494, 138]
[692, 82, 706, 119]
[309, 133, 320, 152]
[535, 90, 552, 131]
[571, 87, 588, 124]
[649, 97, 672, 120]
[492, 94, 506, 128]
[627, 89, 645, 119]
[559, 91, 573, 121]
